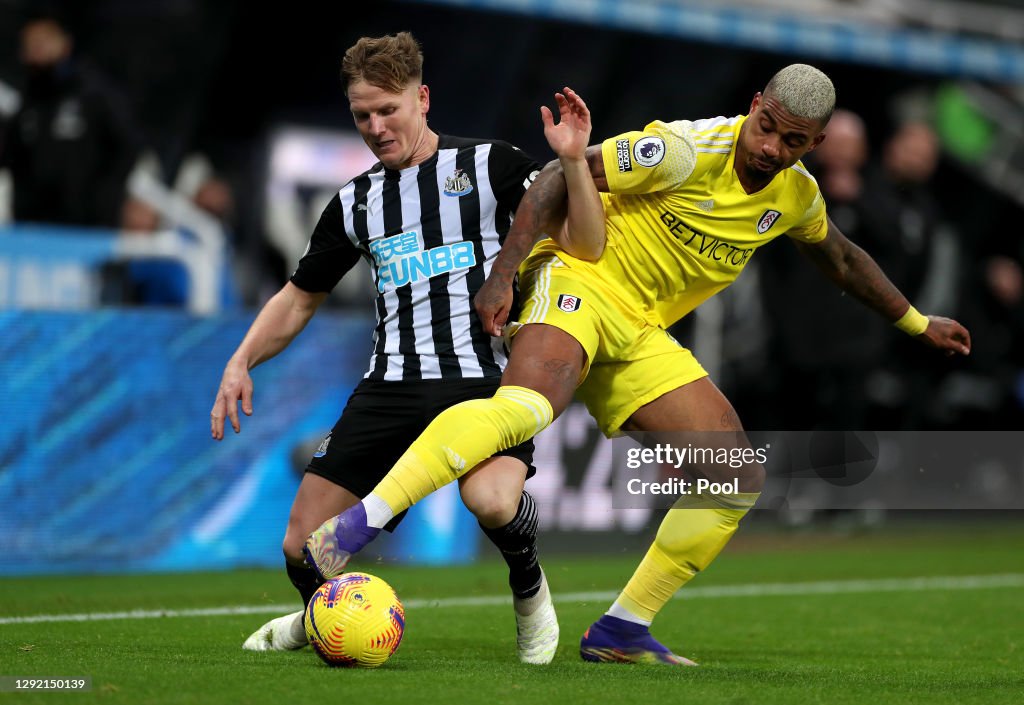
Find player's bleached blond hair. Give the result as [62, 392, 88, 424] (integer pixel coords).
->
[764, 64, 836, 124]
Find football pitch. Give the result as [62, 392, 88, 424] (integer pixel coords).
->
[2, 521, 1022, 705]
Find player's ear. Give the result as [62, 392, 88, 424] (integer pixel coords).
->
[418, 84, 430, 115]
[807, 131, 827, 152]
[749, 92, 763, 114]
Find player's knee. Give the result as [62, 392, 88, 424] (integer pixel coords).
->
[739, 462, 766, 493]
[461, 484, 517, 528]
[698, 458, 764, 494]
[281, 520, 309, 564]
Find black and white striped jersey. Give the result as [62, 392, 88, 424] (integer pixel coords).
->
[290, 134, 541, 381]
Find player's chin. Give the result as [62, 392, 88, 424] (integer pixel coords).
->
[374, 144, 404, 169]
[750, 157, 782, 175]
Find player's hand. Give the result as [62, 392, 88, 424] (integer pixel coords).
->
[211, 361, 254, 440]
[541, 87, 591, 162]
[474, 276, 514, 337]
[918, 316, 971, 356]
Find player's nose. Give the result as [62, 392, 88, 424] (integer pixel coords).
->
[368, 114, 386, 135]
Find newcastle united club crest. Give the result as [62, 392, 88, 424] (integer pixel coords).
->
[443, 168, 474, 197]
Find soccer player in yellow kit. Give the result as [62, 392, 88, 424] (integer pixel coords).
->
[305, 65, 972, 664]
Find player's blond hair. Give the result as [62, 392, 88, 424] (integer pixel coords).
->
[764, 64, 835, 124]
[341, 32, 423, 95]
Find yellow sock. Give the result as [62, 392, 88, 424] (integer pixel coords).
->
[617, 492, 760, 622]
[373, 386, 553, 514]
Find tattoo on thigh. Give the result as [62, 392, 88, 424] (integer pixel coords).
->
[540, 359, 577, 386]
[720, 408, 742, 430]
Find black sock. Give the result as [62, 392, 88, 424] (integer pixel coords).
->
[480, 491, 543, 599]
[286, 560, 324, 607]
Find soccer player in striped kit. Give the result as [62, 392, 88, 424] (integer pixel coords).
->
[305, 65, 972, 664]
[211, 32, 573, 664]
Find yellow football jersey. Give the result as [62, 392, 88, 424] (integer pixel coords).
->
[535, 114, 829, 329]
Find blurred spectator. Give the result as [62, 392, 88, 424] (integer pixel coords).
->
[99, 196, 184, 305]
[814, 109, 869, 203]
[173, 150, 284, 305]
[760, 110, 886, 430]
[0, 11, 142, 227]
[95, 159, 237, 309]
[176, 161, 243, 309]
[192, 177, 234, 223]
[860, 122, 944, 298]
[986, 256, 1022, 310]
[186, 171, 241, 309]
[120, 194, 159, 232]
[860, 120, 962, 428]
[945, 250, 1024, 429]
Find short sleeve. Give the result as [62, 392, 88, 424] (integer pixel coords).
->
[601, 120, 698, 195]
[487, 141, 542, 211]
[289, 193, 362, 293]
[785, 188, 829, 244]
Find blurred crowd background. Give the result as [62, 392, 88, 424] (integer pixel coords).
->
[1, 0, 1022, 572]
[2, 0, 1022, 433]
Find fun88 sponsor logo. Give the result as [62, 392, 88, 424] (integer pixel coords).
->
[370, 230, 477, 293]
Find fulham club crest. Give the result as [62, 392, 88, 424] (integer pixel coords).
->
[557, 294, 582, 312]
[756, 209, 782, 234]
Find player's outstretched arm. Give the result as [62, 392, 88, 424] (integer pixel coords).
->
[542, 87, 606, 264]
[794, 217, 971, 356]
[210, 282, 327, 439]
[474, 100, 609, 337]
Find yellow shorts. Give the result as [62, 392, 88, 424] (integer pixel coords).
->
[517, 252, 708, 436]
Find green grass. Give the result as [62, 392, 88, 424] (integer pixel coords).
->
[2, 523, 1023, 705]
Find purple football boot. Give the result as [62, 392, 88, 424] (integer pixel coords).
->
[579, 615, 698, 666]
[303, 502, 381, 579]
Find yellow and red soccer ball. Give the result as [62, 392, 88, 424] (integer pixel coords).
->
[304, 572, 405, 668]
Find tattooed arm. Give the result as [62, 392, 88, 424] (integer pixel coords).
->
[794, 217, 971, 355]
[475, 144, 607, 337]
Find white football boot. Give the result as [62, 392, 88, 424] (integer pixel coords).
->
[242, 610, 307, 651]
[513, 569, 559, 664]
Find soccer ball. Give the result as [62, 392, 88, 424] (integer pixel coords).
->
[304, 572, 405, 668]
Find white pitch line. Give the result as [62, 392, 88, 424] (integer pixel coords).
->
[1, 573, 1022, 626]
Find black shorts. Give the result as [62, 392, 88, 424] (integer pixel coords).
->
[306, 378, 536, 531]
